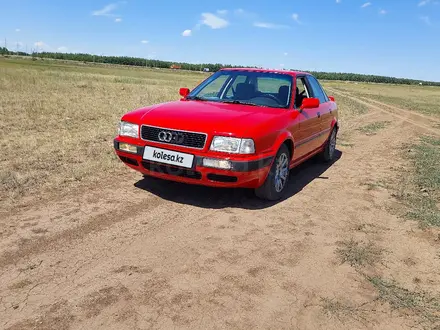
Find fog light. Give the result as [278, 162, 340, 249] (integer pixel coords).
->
[119, 143, 138, 153]
[202, 158, 232, 170]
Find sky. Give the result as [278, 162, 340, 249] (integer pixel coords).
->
[1, 0, 439, 81]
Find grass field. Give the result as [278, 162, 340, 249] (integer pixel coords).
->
[325, 80, 440, 117]
[1, 56, 439, 219]
[0, 57, 372, 210]
[1, 56, 440, 329]
[0, 58, 209, 209]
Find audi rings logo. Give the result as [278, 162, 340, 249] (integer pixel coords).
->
[158, 130, 185, 144]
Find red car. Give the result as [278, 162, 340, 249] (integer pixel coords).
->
[114, 68, 338, 200]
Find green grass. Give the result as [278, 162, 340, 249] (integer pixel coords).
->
[338, 141, 355, 147]
[403, 137, 440, 227]
[336, 239, 383, 268]
[325, 82, 440, 117]
[321, 297, 358, 322]
[357, 121, 390, 135]
[368, 276, 440, 328]
[321, 84, 369, 116]
[359, 93, 440, 117]
[362, 180, 388, 191]
[393, 137, 440, 227]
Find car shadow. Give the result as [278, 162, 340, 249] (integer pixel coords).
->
[134, 150, 342, 210]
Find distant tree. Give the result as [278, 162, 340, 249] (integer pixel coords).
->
[2, 48, 439, 86]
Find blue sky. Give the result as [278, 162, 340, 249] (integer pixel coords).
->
[1, 0, 439, 81]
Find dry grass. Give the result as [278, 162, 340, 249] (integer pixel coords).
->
[1, 57, 439, 215]
[357, 121, 391, 135]
[399, 136, 440, 227]
[368, 276, 440, 328]
[336, 239, 383, 268]
[325, 81, 440, 117]
[0, 58, 208, 210]
[321, 82, 371, 143]
[320, 297, 360, 322]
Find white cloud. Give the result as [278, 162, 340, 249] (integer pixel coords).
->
[254, 22, 289, 29]
[15, 28, 20, 32]
[336, 0, 341, 3]
[34, 41, 49, 51]
[57, 46, 68, 52]
[361, 2, 372, 8]
[217, 9, 228, 15]
[141, 40, 149, 44]
[420, 16, 432, 25]
[182, 29, 192, 37]
[34, 41, 46, 48]
[292, 13, 302, 24]
[418, 0, 430, 6]
[115, 18, 122, 22]
[201, 13, 229, 29]
[233, 8, 257, 19]
[379, 9, 387, 15]
[92, 3, 118, 16]
[284, 52, 288, 56]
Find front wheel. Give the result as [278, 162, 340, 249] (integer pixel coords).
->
[255, 144, 290, 201]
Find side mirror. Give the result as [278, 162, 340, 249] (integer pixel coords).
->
[179, 87, 190, 98]
[300, 97, 320, 110]
[329, 96, 335, 102]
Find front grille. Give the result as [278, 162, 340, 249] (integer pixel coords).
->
[142, 161, 202, 180]
[141, 125, 207, 149]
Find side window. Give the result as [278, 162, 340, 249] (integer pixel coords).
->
[295, 77, 310, 108]
[224, 75, 247, 98]
[313, 76, 329, 102]
[306, 76, 328, 103]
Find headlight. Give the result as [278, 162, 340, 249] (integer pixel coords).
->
[210, 136, 255, 154]
[119, 121, 139, 138]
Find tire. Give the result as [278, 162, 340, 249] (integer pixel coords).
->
[255, 144, 290, 201]
[320, 127, 337, 162]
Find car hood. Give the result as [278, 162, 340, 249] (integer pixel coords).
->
[122, 100, 283, 136]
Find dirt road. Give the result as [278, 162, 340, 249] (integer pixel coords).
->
[1, 93, 439, 329]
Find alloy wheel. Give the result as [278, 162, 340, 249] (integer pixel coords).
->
[329, 130, 337, 159]
[274, 153, 289, 193]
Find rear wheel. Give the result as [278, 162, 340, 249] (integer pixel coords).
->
[320, 127, 337, 162]
[255, 144, 290, 201]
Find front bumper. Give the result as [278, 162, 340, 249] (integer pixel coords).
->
[114, 138, 274, 188]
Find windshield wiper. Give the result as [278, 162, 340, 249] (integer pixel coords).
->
[221, 100, 258, 106]
[186, 96, 208, 101]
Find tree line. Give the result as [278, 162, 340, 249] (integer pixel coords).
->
[1, 47, 439, 86]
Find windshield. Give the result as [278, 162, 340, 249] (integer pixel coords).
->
[187, 70, 293, 109]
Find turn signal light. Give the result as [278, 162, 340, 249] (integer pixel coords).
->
[118, 143, 138, 153]
[202, 158, 232, 170]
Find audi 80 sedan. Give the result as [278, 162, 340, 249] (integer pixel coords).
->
[114, 68, 338, 200]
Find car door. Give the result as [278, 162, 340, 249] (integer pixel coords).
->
[292, 76, 322, 160]
[305, 75, 332, 146]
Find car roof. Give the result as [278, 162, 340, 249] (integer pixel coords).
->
[219, 67, 311, 76]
